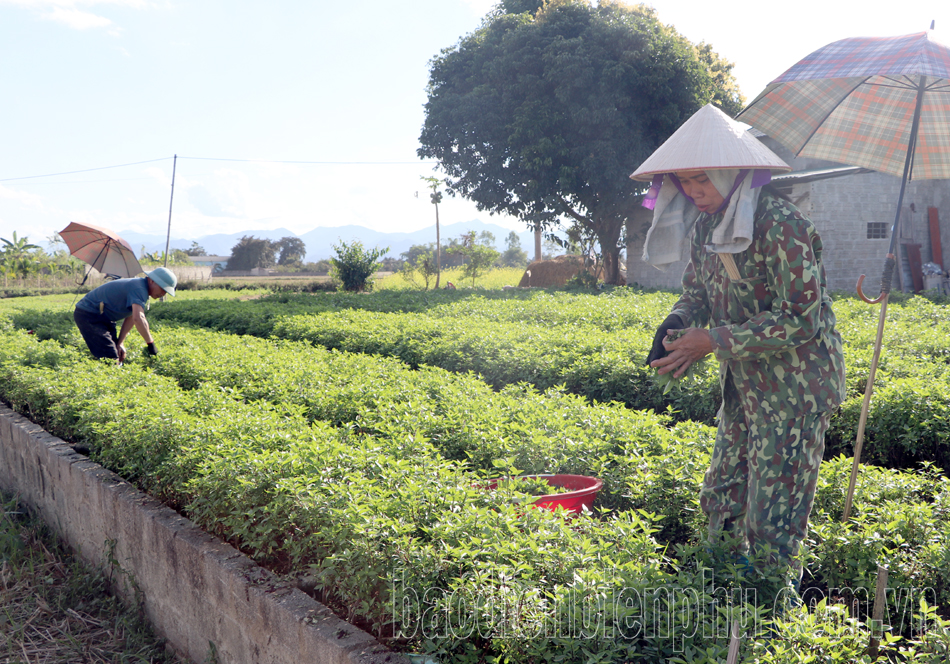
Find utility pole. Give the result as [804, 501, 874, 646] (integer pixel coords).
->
[163, 154, 177, 268]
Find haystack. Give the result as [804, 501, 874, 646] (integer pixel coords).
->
[518, 255, 597, 288]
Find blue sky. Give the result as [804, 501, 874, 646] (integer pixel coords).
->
[1, 0, 945, 249]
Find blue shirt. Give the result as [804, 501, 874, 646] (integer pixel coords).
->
[76, 278, 149, 322]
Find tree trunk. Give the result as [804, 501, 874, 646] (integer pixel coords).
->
[593, 216, 625, 286]
[601, 250, 619, 285]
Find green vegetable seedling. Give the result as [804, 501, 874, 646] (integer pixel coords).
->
[653, 328, 699, 395]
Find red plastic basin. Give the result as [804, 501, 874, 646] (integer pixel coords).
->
[486, 474, 603, 514]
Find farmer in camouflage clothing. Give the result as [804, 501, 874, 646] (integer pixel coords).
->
[630, 105, 846, 596]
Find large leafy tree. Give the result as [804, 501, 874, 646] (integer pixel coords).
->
[276, 237, 307, 266]
[500, 231, 528, 268]
[418, 0, 743, 283]
[227, 236, 278, 271]
[184, 241, 207, 256]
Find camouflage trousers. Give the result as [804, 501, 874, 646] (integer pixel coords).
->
[700, 373, 829, 580]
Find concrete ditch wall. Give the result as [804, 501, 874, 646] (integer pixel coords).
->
[0, 404, 408, 664]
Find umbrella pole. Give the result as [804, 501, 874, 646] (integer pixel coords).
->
[75, 243, 109, 286]
[844, 76, 927, 522]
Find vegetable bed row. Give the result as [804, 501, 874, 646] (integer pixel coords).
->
[2, 311, 949, 660]
[132, 290, 950, 471]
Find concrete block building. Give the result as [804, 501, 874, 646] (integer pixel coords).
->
[626, 132, 950, 295]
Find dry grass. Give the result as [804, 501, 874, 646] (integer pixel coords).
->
[375, 267, 526, 290]
[0, 495, 191, 664]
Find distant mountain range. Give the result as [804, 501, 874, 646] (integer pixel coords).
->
[118, 219, 540, 264]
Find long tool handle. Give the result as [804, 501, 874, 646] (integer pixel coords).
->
[844, 77, 926, 521]
[842, 295, 889, 521]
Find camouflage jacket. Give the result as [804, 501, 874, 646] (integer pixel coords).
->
[671, 192, 846, 423]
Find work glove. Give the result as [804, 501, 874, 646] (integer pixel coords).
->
[646, 314, 685, 365]
[146, 342, 158, 356]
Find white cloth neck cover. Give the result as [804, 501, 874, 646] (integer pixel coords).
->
[641, 169, 762, 270]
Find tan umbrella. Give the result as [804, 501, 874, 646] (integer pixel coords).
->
[59, 222, 143, 280]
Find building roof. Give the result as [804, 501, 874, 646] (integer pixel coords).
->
[772, 165, 874, 185]
[188, 255, 231, 262]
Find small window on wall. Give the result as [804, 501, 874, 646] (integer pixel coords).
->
[867, 222, 888, 239]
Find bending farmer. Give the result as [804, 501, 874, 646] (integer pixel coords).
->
[73, 266, 177, 364]
[631, 105, 846, 598]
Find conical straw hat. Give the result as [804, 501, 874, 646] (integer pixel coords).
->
[630, 104, 791, 181]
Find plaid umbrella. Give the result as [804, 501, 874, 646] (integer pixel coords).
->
[736, 28, 950, 521]
[59, 222, 143, 280]
[738, 30, 950, 182]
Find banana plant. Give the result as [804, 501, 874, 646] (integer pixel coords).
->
[0, 232, 41, 278]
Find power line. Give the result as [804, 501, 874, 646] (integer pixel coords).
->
[0, 155, 440, 183]
[0, 158, 171, 182]
[180, 156, 438, 165]
[13, 177, 158, 186]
